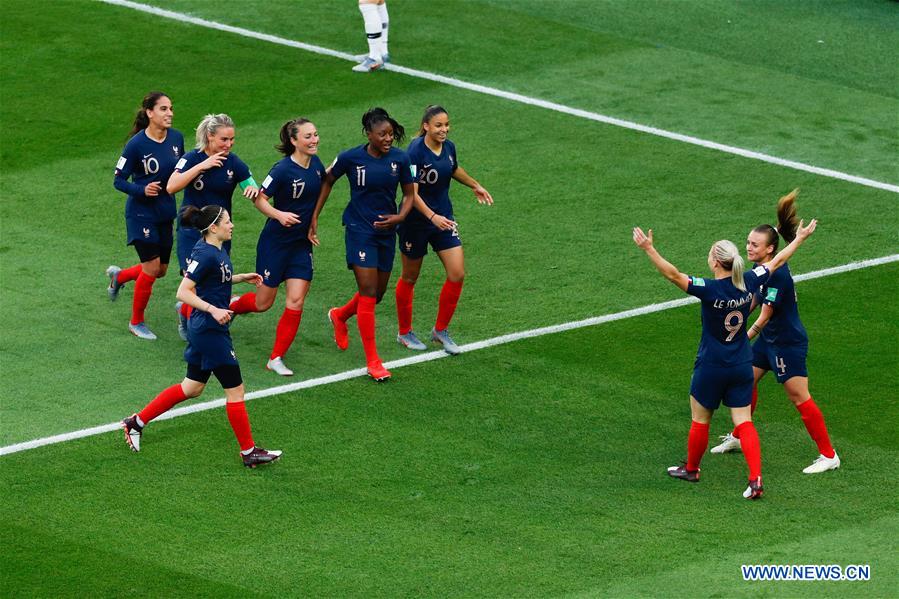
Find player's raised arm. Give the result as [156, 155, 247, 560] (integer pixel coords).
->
[633, 227, 689, 292]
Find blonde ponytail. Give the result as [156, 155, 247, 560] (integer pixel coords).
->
[712, 240, 746, 291]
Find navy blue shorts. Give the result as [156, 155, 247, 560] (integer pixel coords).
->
[184, 326, 239, 371]
[398, 223, 462, 259]
[256, 233, 313, 286]
[345, 226, 395, 272]
[178, 226, 231, 272]
[127, 218, 173, 249]
[752, 338, 808, 384]
[690, 362, 754, 410]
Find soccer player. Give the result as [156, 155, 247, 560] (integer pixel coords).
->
[632, 215, 817, 499]
[395, 105, 493, 354]
[107, 91, 184, 340]
[167, 113, 258, 341]
[227, 117, 326, 376]
[122, 205, 282, 468]
[353, 0, 390, 72]
[710, 190, 839, 474]
[307, 107, 415, 381]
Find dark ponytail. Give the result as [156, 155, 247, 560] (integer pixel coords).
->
[276, 117, 312, 155]
[417, 104, 448, 137]
[128, 91, 169, 138]
[362, 107, 405, 144]
[181, 205, 226, 235]
[751, 188, 800, 255]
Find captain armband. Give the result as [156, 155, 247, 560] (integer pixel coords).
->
[239, 176, 258, 191]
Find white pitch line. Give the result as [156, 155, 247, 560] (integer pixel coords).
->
[2, 254, 896, 457]
[96, 0, 899, 195]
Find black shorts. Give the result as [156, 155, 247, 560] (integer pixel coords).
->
[133, 240, 173, 264]
[186, 362, 243, 389]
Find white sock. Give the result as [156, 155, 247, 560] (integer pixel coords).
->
[359, 3, 382, 61]
[240, 446, 255, 456]
[135, 415, 146, 428]
[377, 2, 389, 56]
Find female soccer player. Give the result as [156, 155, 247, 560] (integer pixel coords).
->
[122, 205, 281, 468]
[633, 215, 817, 499]
[307, 107, 415, 381]
[395, 105, 493, 354]
[167, 113, 258, 341]
[107, 91, 184, 340]
[223, 117, 326, 377]
[710, 191, 839, 474]
[353, 0, 390, 72]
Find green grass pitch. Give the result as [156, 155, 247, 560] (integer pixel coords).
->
[1, 1, 897, 596]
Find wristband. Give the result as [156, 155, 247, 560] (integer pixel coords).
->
[239, 176, 258, 191]
[429, 213, 436, 222]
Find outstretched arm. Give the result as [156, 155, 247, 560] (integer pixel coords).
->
[763, 219, 817, 274]
[632, 227, 690, 292]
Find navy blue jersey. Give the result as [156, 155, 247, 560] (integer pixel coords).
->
[330, 144, 415, 236]
[184, 240, 233, 333]
[406, 136, 458, 226]
[114, 129, 185, 222]
[175, 150, 251, 214]
[755, 262, 809, 347]
[259, 155, 325, 241]
[686, 265, 770, 367]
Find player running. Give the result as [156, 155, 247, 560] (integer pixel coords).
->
[307, 107, 415, 381]
[710, 190, 839, 474]
[107, 91, 184, 340]
[633, 214, 817, 499]
[167, 113, 258, 341]
[226, 117, 326, 376]
[395, 105, 493, 355]
[122, 205, 281, 468]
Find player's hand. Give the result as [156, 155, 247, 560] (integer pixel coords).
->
[209, 305, 234, 325]
[795, 218, 817, 241]
[375, 214, 402, 229]
[307, 219, 320, 246]
[242, 185, 259, 200]
[144, 181, 162, 197]
[240, 273, 263, 287]
[201, 152, 226, 171]
[473, 185, 493, 205]
[430, 214, 457, 231]
[632, 227, 654, 250]
[277, 210, 301, 227]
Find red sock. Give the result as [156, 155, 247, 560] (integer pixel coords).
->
[138, 383, 187, 424]
[180, 302, 192, 319]
[270, 308, 302, 359]
[796, 398, 835, 458]
[356, 295, 380, 364]
[229, 292, 259, 315]
[735, 421, 762, 480]
[118, 264, 142, 285]
[395, 279, 415, 335]
[732, 387, 760, 438]
[686, 420, 709, 471]
[226, 401, 255, 452]
[435, 279, 463, 331]
[131, 271, 156, 325]
[335, 292, 360, 321]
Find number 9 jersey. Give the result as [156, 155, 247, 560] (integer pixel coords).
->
[687, 265, 770, 367]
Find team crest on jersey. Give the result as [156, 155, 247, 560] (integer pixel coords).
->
[264, 269, 271, 281]
[358, 250, 366, 262]
[226, 169, 234, 181]
[172, 146, 180, 157]
[404, 241, 412, 251]
[142, 227, 150, 239]
[230, 350, 236, 359]
[390, 162, 397, 175]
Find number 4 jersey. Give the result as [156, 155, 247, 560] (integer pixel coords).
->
[687, 265, 770, 367]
